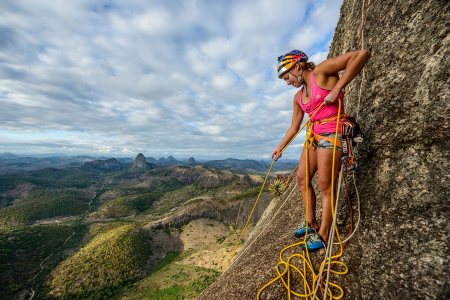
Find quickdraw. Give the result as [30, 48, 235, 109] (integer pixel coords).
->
[340, 116, 364, 172]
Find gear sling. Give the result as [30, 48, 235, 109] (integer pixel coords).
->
[307, 114, 364, 172]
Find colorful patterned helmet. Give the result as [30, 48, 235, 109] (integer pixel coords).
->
[277, 50, 308, 78]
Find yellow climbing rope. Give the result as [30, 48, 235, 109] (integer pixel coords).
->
[232, 102, 326, 254]
[226, 103, 325, 268]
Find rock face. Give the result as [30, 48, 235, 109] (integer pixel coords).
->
[147, 193, 271, 231]
[195, 171, 238, 188]
[239, 174, 256, 187]
[187, 157, 196, 165]
[132, 153, 147, 169]
[170, 166, 203, 184]
[198, 1, 449, 299]
[147, 165, 238, 186]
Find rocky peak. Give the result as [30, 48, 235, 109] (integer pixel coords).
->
[187, 157, 196, 165]
[132, 153, 147, 169]
[167, 156, 177, 162]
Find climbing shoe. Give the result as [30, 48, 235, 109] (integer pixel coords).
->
[302, 233, 327, 252]
[294, 223, 318, 238]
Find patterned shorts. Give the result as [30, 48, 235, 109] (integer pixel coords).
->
[314, 133, 343, 151]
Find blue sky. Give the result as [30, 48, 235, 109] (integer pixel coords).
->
[0, 0, 343, 160]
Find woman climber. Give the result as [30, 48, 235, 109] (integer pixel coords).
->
[271, 49, 370, 252]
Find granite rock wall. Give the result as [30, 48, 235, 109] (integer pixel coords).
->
[198, 0, 449, 299]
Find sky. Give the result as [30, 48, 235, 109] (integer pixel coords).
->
[0, 0, 343, 160]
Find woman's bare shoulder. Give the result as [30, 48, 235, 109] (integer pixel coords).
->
[315, 59, 336, 76]
[315, 50, 370, 75]
[314, 60, 339, 88]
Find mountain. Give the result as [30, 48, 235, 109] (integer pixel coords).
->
[0, 155, 98, 173]
[204, 158, 297, 173]
[153, 156, 184, 166]
[205, 158, 263, 171]
[83, 158, 122, 171]
[132, 153, 149, 169]
[0, 152, 20, 159]
[0, 153, 299, 175]
[116, 157, 134, 164]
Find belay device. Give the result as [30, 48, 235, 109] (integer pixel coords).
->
[341, 116, 364, 171]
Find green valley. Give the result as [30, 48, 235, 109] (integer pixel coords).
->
[0, 154, 291, 299]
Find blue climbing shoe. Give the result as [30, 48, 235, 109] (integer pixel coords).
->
[294, 223, 318, 238]
[303, 233, 327, 252]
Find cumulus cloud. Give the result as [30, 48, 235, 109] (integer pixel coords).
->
[0, 0, 343, 159]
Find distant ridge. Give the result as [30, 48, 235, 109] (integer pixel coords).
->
[204, 158, 297, 173]
[148, 156, 184, 166]
[0, 154, 298, 174]
[0, 152, 20, 159]
[83, 158, 122, 171]
[205, 158, 264, 171]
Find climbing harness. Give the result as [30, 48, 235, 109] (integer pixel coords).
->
[310, 114, 349, 149]
[308, 112, 364, 173]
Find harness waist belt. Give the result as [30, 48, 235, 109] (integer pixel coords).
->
[312, 114, 349, 125]
[311, 114, 348, 148]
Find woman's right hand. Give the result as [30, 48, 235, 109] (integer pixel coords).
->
[272, 147, 283, 161]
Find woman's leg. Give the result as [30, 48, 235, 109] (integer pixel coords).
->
[316, 147, 342, 242]
[297, 146, 319, 228]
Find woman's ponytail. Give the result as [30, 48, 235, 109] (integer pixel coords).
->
[306, 61, 316, 70]
[298, 61, 316, 71]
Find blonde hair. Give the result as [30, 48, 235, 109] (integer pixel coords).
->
[298, 61, 316, 70]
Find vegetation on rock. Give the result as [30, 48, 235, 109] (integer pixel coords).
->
[47, 224, 150, 299]
[0, 190, 88, 230]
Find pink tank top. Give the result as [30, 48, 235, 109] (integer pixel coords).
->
[298, 71, 345, 134]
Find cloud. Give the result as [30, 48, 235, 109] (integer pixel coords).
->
[211, 72, 236, 90]
[310, 51, 329, 64]
[0, 0, 343, 159]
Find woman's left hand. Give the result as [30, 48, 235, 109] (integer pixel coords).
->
[323, 89, 340, 105]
